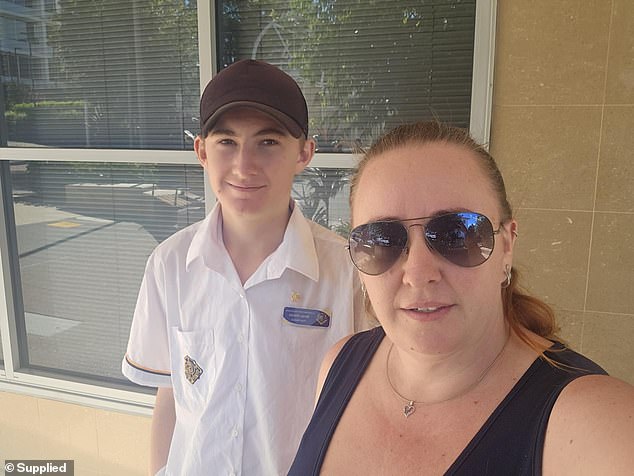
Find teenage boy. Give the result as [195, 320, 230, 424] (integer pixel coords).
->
[122, 59, 363, 476]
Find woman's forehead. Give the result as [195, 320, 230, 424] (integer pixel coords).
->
[352, 142, 498, 221]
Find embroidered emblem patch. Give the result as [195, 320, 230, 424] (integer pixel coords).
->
[184, 355, 203, 384]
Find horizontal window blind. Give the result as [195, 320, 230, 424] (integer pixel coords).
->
[217, 0, 476, 152]
[3, 0, 200, 149]
[9, 160, 204, 384]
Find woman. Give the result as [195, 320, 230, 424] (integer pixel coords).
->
[289, 122, 633, 475]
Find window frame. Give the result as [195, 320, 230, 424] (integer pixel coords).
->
[0, 0, 497, 414]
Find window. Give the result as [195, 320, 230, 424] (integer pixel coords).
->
[7, 161, 204, 386]
[0, 0, 495, 409]
[218, 0, 478, 152]
[3, 0, 199, 149]
[0, 0, 204, 399]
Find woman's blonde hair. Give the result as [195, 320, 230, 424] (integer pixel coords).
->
[350, 121, 558, 353]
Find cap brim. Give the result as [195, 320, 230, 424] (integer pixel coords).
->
[203, 101, 305, 138]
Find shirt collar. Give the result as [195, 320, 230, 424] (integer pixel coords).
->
[264, 202, 319, 282]
[185, 202, 229, 273]
[185, 201, 320, 282]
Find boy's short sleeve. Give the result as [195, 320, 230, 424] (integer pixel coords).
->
[122, 252, 172, 388]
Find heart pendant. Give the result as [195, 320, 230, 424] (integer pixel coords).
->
[403, 402, 416, 418]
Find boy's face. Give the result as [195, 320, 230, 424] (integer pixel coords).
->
[194, 107, 314, 222]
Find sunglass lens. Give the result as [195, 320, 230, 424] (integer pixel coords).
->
[349, 222, 407, 275]
[425, 212, 495, 267]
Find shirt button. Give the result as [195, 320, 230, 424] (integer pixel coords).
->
[237, 333, 244, 343]
[236, 383, 243, 392]
[231, 428, 239, 438]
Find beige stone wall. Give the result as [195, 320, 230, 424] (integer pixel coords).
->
[491, 0, 634, 383]
[0, 391, 150, 476]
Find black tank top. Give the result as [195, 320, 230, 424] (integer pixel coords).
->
[289, 326, 607, 475]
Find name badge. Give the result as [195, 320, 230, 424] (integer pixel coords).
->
[283, 307, 331, 328]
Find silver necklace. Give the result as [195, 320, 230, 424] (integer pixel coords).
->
[385, 334, 510, 418]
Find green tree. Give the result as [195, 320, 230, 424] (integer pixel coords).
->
[292, 167, 350, 228]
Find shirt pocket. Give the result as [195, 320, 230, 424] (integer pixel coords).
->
[168, 326, 216, 415]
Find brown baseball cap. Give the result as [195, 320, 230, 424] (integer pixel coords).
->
[199, 59, 308, 138]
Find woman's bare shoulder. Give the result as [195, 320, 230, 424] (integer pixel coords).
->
[543, 374, 634, 475]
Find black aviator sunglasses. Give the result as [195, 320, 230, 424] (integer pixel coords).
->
[347, 212, 502, 275]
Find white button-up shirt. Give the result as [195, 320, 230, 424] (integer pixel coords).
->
[123, 203, 362, 475]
